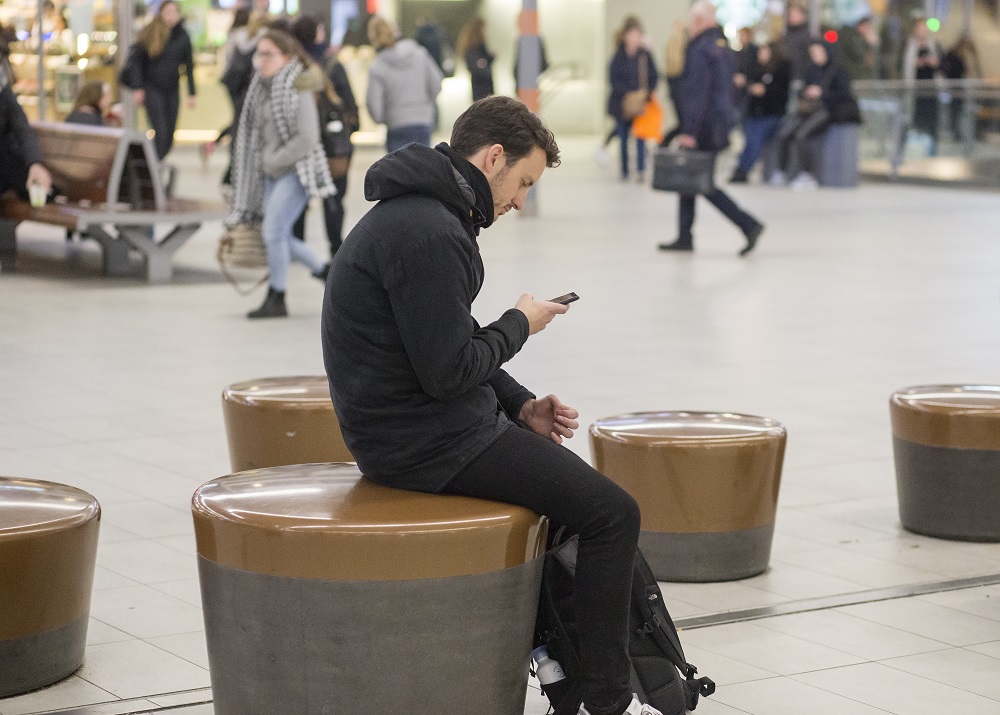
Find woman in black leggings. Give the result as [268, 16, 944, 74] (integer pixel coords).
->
[132, 0, 196, 160]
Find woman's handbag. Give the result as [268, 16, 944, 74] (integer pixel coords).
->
[621, 54, 651, 121]
[651, 148, 716, 195]
[118, 44, 144, 91]
[318, 94, 354, 179]
[631, 98, 664, 142]
[217, 223, 269, 294]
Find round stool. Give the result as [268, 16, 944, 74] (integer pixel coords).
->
[590, 412, 786, 582]
[0, 477, 100, 697]
[890, 385, 1000, 541]
[221, 376, 352, 471]
[192, 463, 548, 715]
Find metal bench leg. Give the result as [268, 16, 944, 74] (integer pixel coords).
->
[84, 226, 133, 277]
[117, 223, 199, 283]
[0, 220, 18, 273]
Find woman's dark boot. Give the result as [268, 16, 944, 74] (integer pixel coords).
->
[247, 288, 287, 319]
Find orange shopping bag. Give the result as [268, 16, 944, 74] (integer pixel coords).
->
[631, 98, 664, 143]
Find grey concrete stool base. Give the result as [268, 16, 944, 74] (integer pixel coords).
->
[0, 478, 100, 698]
[639, 524, 776, 582]
[818, 124, 861, 188]
[591, 412, 786, 583]
[891, 385, 1000, 542]
[198, 556, 542, 714]
[193, 463, 548, 715]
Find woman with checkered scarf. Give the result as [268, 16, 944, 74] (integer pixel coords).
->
[227, 29, 336, 319]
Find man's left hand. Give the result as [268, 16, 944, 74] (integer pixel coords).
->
[518, 395, 580, 445]
[187, 96, 197, 109]
[677, 134, 697, 149]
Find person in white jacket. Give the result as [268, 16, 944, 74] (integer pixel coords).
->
[366, 16, 443, 152]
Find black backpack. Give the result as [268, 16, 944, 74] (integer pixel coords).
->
[534, 531, 715, 715]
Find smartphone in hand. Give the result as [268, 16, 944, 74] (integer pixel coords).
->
[549, 292, 580, 305]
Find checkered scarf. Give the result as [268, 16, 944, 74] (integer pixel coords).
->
[226, 60, 335, 227]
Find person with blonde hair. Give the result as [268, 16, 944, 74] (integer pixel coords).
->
[366, 15, 442, 152]
[128, 0, 196, 159]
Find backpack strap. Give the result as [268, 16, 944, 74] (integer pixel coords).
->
[632, 551, 716, 701]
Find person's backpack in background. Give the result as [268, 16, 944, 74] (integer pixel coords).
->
[534, 531, 715, 715]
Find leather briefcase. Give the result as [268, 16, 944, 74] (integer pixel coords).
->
[651, 148, 716, 195]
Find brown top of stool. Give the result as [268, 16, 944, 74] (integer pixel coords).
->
[0, 477, 101, 639]
[891, 385, 1000, 451]
[0, 477, 100, 539]
[192, 463, 547, 581]
[590, 412, 786, 445]
[222, 376, 333, 408]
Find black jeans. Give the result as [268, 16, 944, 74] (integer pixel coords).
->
[292, 175, 349, 258]
[144, 88, 180, 160]
[677, 154, 761, 245]
[776, 109, 830, 178]
[441, 426, 641, 715]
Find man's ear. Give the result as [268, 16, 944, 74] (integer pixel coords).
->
[483, 143, 506, 175]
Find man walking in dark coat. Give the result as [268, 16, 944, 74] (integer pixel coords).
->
[323, 96, 666, 715]
[659, 1, 764, 256]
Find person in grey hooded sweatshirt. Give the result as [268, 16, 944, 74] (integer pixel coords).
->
[366, 15, 443, 152]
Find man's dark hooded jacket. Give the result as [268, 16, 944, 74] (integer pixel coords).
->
[322, 143, 534, 492]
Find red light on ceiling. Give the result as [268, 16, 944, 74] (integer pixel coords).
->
[824, 30, 839, 43]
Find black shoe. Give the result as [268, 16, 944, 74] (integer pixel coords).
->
[740, 223, 764, 257]
[313, 263, 330, 282]
[729, 169, 749, 184]
[247, 288, 288, 319]
[658, 240, 694, 252]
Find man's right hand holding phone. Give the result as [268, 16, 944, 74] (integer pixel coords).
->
[515, 293, 570, 335]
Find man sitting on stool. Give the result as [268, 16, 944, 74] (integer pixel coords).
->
[323, 96, 664, 715]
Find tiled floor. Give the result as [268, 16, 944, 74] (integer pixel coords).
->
[1, 137, 999, 715]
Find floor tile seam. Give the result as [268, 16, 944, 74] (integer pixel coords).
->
[825, 605, 989, 648]
[136, 635, 209, 673]
[910, 590, 1000, 622]
[675, 573, 1000, 631]
[837, 654, 1000, 705]
[782, 667, 911, 714]
[766, 549, 951, 587]
[711, 673, 898, 714]
[749, 609, 958, 656]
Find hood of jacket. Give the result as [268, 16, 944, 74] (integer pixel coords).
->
[376, 38, 427, 69]
[294, 63, 326, 92]
[364, 142, 495, 233]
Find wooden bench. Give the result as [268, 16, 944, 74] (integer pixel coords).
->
[0, 122, 227, 283]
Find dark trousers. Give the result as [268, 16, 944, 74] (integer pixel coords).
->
[738, 115, 783, 173]
[292, 175, 349, 258]
[144, 88, 180, 160]
[386, 124, 432, 153]
[776, 109, 830, 178]
[442, 426, 640, 715]
[615, 119, 646, 178]
[678, 154, 760, 245]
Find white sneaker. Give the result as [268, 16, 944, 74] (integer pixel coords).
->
[789, 171, 818, 191]
[767, 170, 786, 187]
[578, 694, 664, 715]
